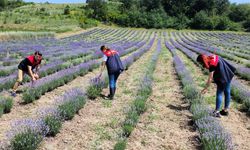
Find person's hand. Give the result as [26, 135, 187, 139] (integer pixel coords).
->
[201, 88, 208, 94]
[34, 73, 39, 79]
[32, 77, 36, 81]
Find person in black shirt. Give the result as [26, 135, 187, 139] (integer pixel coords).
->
[11, 51, 43, 97]
[197, 54, 236, 117]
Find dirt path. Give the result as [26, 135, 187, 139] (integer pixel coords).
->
[125, 46, 200, 150]
[38, 40, 156, 150]
[176, 50, 250, 150]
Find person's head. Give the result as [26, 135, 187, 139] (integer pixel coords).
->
[100, 45, 109, 53]
[34, 51, 43, 62]
[197, 54, 209, 69]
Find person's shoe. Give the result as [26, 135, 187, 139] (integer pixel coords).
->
[213, 111, 221, 118]
[108, 88, 115, 100]
[10, 91, 16, 97]
[220, 110, 229, 116]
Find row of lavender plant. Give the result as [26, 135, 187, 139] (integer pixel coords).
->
[0, 32, 149, 119]
[182, 32, 250, 61]
[180, 32, 250, 65]
[168, 36, 250, 114]
[0, 29, 147, 92]
[86, 35, 156, 100]
[196, 32, 250, 53]
[0, 27, 130, 75]
[114, 38, 160, 150]
[21, 34, 152, 104]
[0, 28, 132, 77]
[165, 40, 233, 150]
[0, 88, 86, 150]
[175, 33, 250, 81]
[0, 35, 155, 150]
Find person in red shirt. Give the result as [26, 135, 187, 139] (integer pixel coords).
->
[197, 54, 236, 117]
[11, 51, 43, 97]
[99, 45, 124, 100]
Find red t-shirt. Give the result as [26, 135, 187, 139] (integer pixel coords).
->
[27, 55, 42, 68]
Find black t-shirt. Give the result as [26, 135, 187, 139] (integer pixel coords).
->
[18, 58, 33, 72]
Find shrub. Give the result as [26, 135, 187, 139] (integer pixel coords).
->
[190, 103, 210, 121]
[183, 84, 201, 100]
[133, 98, 146, 114]
[57, 89, 86, 120]
[44, 116, 62, 136]
[0, 96, 13, 114]
[23, 90, 37, 104]
[86, 76, 108, 100]
[64, 5, 70, 15]
[122, 111, 139, 137]
[38, 107, 62, 137]
[114, 140, 126, 150]
[8, 119, 49, 150]
[3, 97, 13, 113]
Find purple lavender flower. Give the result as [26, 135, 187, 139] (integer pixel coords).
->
[7, 118, 49, 140]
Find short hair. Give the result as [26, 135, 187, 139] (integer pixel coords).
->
[100, 45, 106, 51]
[34, 51, 42, 56]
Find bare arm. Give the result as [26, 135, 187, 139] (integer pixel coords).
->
[99, 61, 106, 77]
[27, 66, 35, 80]
[201, 72, 214, 94]
[35, 64, 41, 74]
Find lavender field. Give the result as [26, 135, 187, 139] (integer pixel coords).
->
[0, 27, 249, 150]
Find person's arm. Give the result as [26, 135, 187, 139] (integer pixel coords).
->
[201, 71, 214, 94]
[99, 55, 107, 77]
[33, 64, 40, 79]
[27, 66, 36, 81]
[99, 61, 106, 77]
[35, 65, 40, 73]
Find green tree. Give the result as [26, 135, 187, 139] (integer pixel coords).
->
[0, 0, 7, 8]
[229, 4, 250, 22]
[191, 11, 211, 29]
[64, 5, 70, 15]
[243, 15, 250, 31]
[86, 0, 108, 20]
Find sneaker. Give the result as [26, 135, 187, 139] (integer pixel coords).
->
[10, 91, 16, 97]
[107, 94, 114, 100]
[220, 110, 229, 116]
[213, 111, 221, 118]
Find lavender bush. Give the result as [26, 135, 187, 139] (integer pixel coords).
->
[37, 107, 62, 136]
[166, 40, 234, 150]
[0, 96, 13, 114]
[7, 119, 49, 150]
[114, 38, 160, 150]
[86, 76, 108, 100]
[57, 88, 86, 120]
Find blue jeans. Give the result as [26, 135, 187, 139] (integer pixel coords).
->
[216, 82, 231, 111]
[109, 72, 120, 89]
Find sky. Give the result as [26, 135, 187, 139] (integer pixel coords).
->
[24, 0, 250, 4]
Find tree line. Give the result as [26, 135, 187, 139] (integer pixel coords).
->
[0, 0, 249, 31]
[86, 0, 250, 31]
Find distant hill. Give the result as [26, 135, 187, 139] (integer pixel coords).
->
[0, 3, 96, 33]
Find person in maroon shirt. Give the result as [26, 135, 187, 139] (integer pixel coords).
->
[11, 51, 43, 97]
